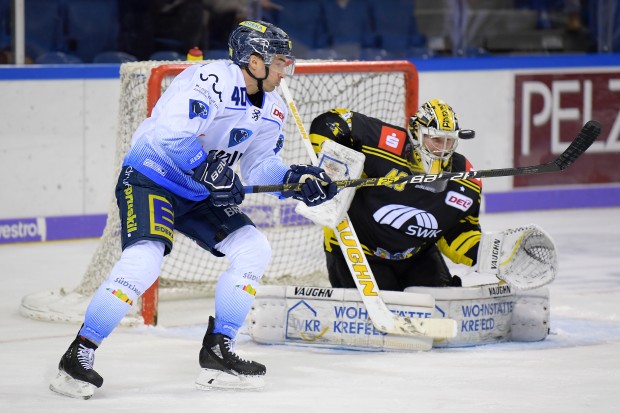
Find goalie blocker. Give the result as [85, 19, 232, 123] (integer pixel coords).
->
[247, 283, 549, 351]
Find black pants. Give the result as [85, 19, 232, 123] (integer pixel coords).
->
[326, 243, 459, 291]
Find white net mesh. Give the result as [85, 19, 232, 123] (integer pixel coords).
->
[20, 60, 417, 322]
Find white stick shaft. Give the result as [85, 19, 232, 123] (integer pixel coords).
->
[280, 79, 317, 163]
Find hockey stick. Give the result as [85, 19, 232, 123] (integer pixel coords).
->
[245, 120, 601, 194]
[278, 79, 457, 339]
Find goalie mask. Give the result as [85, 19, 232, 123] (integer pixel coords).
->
[407, 99, 474, 174]
[228, 20, 295, 77]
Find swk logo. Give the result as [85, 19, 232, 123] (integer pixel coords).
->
[373, 204, 442, 238]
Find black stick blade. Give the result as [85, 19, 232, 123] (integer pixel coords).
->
[554, 120, 602, 170]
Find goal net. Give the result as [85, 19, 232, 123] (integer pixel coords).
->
[20, 60, 418, 325]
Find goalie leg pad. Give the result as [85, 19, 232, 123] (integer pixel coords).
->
[405, 284, 550, 346]
[248, 285, 436, 351]
[511, 287, 550, 342]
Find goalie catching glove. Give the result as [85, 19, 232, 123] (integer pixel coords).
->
[193, 152, 245, 207]
[282, 164, 338, 206]
[477, 224, 558, 290]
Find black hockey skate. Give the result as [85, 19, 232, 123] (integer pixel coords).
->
[49, 335, 103, 399]
[196, 316, 265, 390]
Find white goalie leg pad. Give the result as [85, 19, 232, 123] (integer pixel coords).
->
[49, 370, 96, 400]
[405, 284, 550, 346]
[511, 287, 550, 342]
[295, 140, 365, 227]
[248, 285, 436, 351]
[195, 369, 265, 391]
[477, 224, 558, 290]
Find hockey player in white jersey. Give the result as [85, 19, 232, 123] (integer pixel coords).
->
[50, 20, 337, 399]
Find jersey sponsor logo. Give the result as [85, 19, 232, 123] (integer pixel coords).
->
[148, 194, 174, 243]
[237, 283, 257, 296]
[143, 159, 167, 176]
[198, 73, 222, 102]
[274, 134, 284, 154]
[378, 126, 406, 155]
[445, 190, 473, 211]
[228, 128, 253, 147]
[373, 204, 442, 238]
[189, 99, 210, 119]
[272, 105, 285, 121]
[193, 84, 220, 109]
[107, 287, 134, 305]
[112, 277, 143, 297]
[123, 185, 138, 236]
[373, 246, 420, 260]
[189, 151, 204, 166]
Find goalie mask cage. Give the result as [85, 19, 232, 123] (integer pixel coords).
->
[20, 60, 418, 326]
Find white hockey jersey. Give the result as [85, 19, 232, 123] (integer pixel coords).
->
[123, 60, 291, 201]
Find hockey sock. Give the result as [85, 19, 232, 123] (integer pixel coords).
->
[213, 226, 271, 339]
[80, 240, 164, 344]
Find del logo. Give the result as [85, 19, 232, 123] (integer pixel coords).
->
[272, 104, 285, 121]
[228, 128, 253, 147]
[445, 191, 473, 211]
[189, 99, 209, 119]
[378, 126, 406, 155]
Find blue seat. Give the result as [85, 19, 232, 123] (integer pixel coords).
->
[24, 0, 66, 58]
[0, 0, 10, 48]
[64, 0, 119, 62]
[368, 0, 428, 58]
[92, 51, 137, 63]
[149, 50, 185, 61]
[262, 0, 328, 50]
[319, 0, 376, 50]
[35, 51, 83, 64]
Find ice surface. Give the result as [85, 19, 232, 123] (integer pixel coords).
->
[1, 208, 619, 412]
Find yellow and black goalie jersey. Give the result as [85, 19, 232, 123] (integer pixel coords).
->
[309, 109, 483, 267]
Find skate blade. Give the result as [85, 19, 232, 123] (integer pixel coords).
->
[195, 368, 265, 391]
[49, 370, 96, 400]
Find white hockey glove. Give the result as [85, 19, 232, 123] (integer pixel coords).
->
[477, 224, 558, 290]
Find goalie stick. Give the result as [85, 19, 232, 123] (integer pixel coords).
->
[245, 120, 602, 194]
[279, 79, 457, 339]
